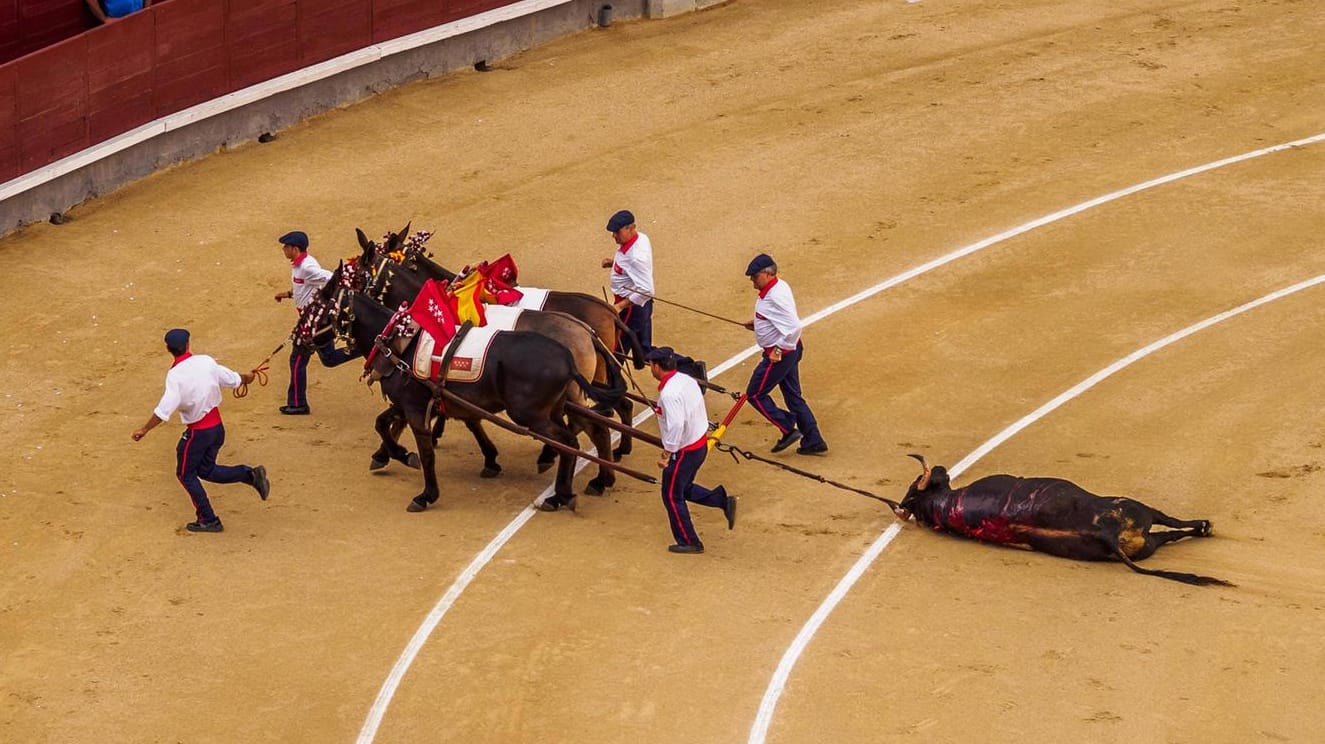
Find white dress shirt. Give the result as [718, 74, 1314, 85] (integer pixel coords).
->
[752, 277, 802, 351]
[656, 371, 709, 452]
[609, 232, 655, 306]
[291, 252, 334, 309]
[153, 354, 243, 425]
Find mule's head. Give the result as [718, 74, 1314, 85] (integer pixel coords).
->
[897, 454, 950, 520]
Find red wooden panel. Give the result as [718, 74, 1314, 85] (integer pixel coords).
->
[371, 0, 451, 44]
[297, 0, 369, 66]
[153, 0, 229, 115]
[0, 0, 15, 22]
[227, 0, 298, 89]
[18, 0, 91, 49]
[0, 64, 18, 181]
[85, 9, 154, 142]
[449, 0, 514, 20]
[14, 34, 87, 171]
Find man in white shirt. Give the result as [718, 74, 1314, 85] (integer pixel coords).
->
[131, 329, 270, 533]
[600, 210, 655, 353]
[742, 253, 828, 455]
[647, 347, 737, 554]
[273, 230, 357, 415]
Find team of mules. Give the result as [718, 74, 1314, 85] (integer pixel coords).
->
[295, 225, 1233, 586]
[292, 227, 658, 513]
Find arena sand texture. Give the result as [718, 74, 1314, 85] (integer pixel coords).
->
[2, 0, 1324, 742]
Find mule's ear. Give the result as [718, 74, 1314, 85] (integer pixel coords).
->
[400, 221, 412, 240]
[356, 228, 371, 249]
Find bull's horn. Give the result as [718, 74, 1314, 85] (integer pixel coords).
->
[907, 453, 932, 490]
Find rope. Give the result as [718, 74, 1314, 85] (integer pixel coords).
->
[711, 440, 902, 510]
[232, 339, 286, 398]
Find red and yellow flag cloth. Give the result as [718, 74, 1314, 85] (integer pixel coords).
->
[474, 254, 524, 305]
[408, 279, 462, 345]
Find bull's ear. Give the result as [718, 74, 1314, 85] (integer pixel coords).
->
[929, 466, 950, 490]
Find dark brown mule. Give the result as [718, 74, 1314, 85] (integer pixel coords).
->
[358, 227, 648, 458]
[297, 282, 618, 512]
[352, 232, 634, 486]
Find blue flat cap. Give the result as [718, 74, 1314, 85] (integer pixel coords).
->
[605, 210, 635, 232]
[745, 253, 775, 276]
[164, 328, 190, 352]
[278, 230, 309, 249]
[643, 346, 675, 363]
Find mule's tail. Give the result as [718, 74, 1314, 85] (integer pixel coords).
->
[609, 311, 646, 369]
[573, 337, 625, 414]
[1113, 546, 1235, 587]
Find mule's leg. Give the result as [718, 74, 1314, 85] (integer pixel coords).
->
[526, 418, 580, 512]
[405, 414, 441, 512]
[371, 407, 420, 470]
[612, 397, 634, 460]
[536, 443, 557, 473]
[576, 415, 616, 496]
[463, 420, 502, 478]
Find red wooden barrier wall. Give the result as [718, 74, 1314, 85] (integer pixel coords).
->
[0, 0, 520, 185]
[0, 0, 94, 65]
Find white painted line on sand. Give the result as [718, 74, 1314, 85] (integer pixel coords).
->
[360, 133, 1325, 743]
[748, 272, 1325, 744]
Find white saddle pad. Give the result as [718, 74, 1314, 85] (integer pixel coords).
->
[412, 325, 502, 384]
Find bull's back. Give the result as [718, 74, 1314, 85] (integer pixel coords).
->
[925, 476, 1116, 558]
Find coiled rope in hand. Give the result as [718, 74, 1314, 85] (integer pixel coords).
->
[233, 339, 287, 398]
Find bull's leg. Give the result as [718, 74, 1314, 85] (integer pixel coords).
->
[371, 407, 420, 470]
[463, 419, 502, 478]
[612, 397, 634, 460]
[1145, 506, 1213, 537]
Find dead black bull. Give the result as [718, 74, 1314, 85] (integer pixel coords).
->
[897, 455, 1233, 587]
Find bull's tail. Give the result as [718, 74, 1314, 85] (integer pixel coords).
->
[1112, 547, 1235, 587]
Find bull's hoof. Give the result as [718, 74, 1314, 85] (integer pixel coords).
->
[407, 496, 431, 512]
[1199, 520, 1213, 537]
[369, 457, 388, 471]
[480, 465, 502, 479]
[585, 477, 613, 496]
[536, 460, 554, 474]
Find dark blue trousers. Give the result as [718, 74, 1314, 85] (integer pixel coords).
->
[287, 341, 357, 408]
[661, 445, 726, 547]
[176, 424, 251, 523]
[745, 341, 825, 448]
[617, 299, 653, 355]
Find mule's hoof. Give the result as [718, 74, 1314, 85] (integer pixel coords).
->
[407, 496, 430, 513]
[536, 461, 554, 474]
[369, 458, 388, 471]
[406, 453, 421, 469]
[612, 447, 631, 461]
[1200, 520, 1213, 536]
[585, 478, 612, 496]
[480, 466, 501, 479]
[536, 500, 560, 512]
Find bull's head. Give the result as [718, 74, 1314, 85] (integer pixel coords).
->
[897, 453, 950, 520]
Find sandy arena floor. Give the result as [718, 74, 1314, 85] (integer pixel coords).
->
[2, 0, 1324, 742]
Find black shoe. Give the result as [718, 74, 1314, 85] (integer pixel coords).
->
[720, 488, 738, 530]
[771, 429, 802, 453]
[795, 442, 829, 455]
[186, 519, 224, 533]
[668, 543, 704, 554]
[251, 465, 270, 501]
[279, 405, 310, 415]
